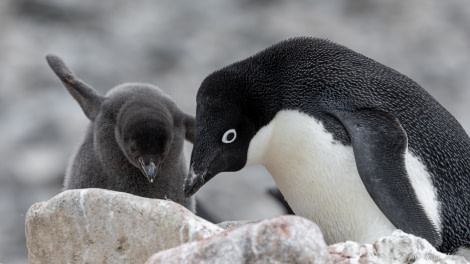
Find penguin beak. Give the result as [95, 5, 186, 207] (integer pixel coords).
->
[184, 164, 209, 197]
[138, 158, 159, 183]
[184, 148, 244, 197]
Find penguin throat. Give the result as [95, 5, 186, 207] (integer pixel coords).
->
[246, 120, 274, 166]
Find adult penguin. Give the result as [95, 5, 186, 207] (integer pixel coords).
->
[184, 37, 470, 256]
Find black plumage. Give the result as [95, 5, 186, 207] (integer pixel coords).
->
[185, 37, 470, 254]
[47, 55, 194, 211]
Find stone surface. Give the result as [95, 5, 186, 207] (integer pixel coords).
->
[25, 188, 223, 264]
[25, 189, 470, 264]
[329, 230, 469, 264]
[216, 220, 253, 230]
[146, 215, 331, 264]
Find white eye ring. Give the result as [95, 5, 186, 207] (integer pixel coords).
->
[222, 129, 237, 144]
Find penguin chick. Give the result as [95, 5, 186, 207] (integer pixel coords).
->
[46, 54, 194, 211]
[184, 37, 470, 256]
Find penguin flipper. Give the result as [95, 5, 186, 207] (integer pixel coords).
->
[331, 109, 441, 246]
[46, 54, 104, 120]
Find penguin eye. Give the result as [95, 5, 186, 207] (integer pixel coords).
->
[222, 129, 237, 144]
[130, 146, 136, 153]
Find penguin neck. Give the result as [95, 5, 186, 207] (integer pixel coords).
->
[246, 109, 320, 178]
[246, 119, 274, 166]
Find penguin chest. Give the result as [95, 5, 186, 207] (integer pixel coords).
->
[247, 110, 397, 244]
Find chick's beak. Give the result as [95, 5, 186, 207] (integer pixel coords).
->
[138, 158, 158, 183]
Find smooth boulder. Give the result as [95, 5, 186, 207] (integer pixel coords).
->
[25, 188, 222, 264]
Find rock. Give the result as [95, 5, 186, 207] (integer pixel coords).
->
[329, 230, 469, 264]
[25, 188, 469, 264]
[216, 220, 253, 230]
[145, 215, 331, 264]
[25, 188, 223, 264]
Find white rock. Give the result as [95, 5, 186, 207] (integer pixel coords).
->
[25, 188, 223, 264]
[24, 188, 469, 264]
[146, 215, 331, 264]
[329, 230, 469, 264]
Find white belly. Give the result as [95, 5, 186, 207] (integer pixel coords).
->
[246, 110, 440, 245]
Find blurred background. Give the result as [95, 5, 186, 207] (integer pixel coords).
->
[1, 0, 469, 263]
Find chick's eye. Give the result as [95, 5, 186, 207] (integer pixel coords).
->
[222, 129, 237, 144]
[130, 146, 136, 153]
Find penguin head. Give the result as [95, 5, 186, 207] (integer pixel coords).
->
[114, 99, 173, 183]
[109, 83, 196, 184]
[184, 71, 261, 196]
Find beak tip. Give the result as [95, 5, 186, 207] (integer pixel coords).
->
[184, 187, 196, 198]
[183, 181, 193, 197]
[139, 159, 158, 184]
[184, 167, 206, 197]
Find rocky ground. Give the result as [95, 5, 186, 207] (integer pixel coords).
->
[25, 189, 470, 263]
[1, 0, 469, 263]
